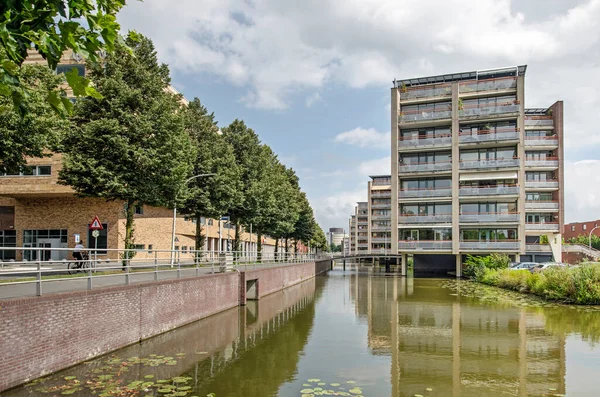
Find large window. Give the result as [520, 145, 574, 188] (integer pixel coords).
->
[0, 230, 16, 260]
[401, 126, 451, 140]
[401, 202, 451, 216]
[56, 64, 85, 76]
[402, 101, 451, 114]
[460, 147, 517, 161]
[462, 95, 516, 109]
[401, 151, 451, 164]
[1, 165, 51, 176]
[460, 202, 516, 214]
[460, 120, 517, 133]
[526, 193, 553, 201]
[87, 223, 108, 254]
[460, 229, 518, 241]
[526, 171, 555, 181]
[401, 229, 451, 241]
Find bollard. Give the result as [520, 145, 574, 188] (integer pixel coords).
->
[36, 247, 42, 296]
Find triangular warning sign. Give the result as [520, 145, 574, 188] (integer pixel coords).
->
[89, 216, 104, 230]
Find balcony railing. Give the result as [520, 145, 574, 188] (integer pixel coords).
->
[526, 244, 552, 252]
[525, 201, 559, 210]
[459, 76, 517, 94]
[371, 203, 391, 209]
[399, 135, 452, 149]
[371, 191, 392, 198]
[371, 237, 391, 243]
[524, 180, 559, 189]
[525, 136, 558, 147]
[459, 212, 520, 223]
[398, 240, 452, 250]
[371, 224, 392, 231]
[459, 185, 519, 196]
[526, 222, 560, 231]
[525, 116, 553, 127]
[459, 158, 519, 170]
[398, 214, 452, 224]
[372, 180, 391, 186]
[399, 83, 452, 101]
[398, 109, 452, 123]
[371, 214, 391, 220]
[400, 161, 452, 173]
[459, 102, 520, 118]
[460, 241, 520, 250]
[458, 128, 519, 144]
[399, 187, 451, 199]
[525, 158, 559, 168]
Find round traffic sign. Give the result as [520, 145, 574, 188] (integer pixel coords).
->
[92, 230, 100, 238]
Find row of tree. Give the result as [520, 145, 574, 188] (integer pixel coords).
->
[0, 32, 328, 253]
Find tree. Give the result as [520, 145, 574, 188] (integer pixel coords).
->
[568, 234, 600, 251]
[0, 64, 68, 174]
[59, 33, 194, 259]
[311, 224, 328, 253]
[291, 193, 316, 253]
[0, 0, 126, 113]
[180, 98, 242, 253]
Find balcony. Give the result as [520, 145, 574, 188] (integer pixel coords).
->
[400, 161, 452, 173]
[398, 240, 452, 250]
[459, 186, 519, 197]
[526, 222, 560, 232]
[525, 136, 558, 147]
[357, 243, 369, 249]
[399, 188, 451, 199]
[459, 102, 520, 119]
[525, 158, 559, 168]
[526, 244, 552, 253]
[459, 213, 520, 223]
[398, 135, 452, 149]
[371, 237, 391, 243]
[525, 201, 559, 211]
[460, 241, 520, 250]
[399, 83, 452, 101]
[398, 109, 451, 123]
[371, 191, 391, 198]
[458, 128, 519, 144]
[459, 158, 519, 170]
[371, 224, 392, 231]
[371, 214, 390, 220]
[524, 180, 559, 189]
[525, 116, 553, 127]
[371, 203, 391, 209]
[398, 214, 452, 224]
[459, 76, 517, 95]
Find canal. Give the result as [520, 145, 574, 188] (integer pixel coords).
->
[5, 267, 600, 397]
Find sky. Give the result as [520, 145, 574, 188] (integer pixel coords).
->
[118, 0, 600, 233]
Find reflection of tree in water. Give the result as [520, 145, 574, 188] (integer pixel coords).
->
[543, 308, 600, 346]
[186, 279, 326, 397]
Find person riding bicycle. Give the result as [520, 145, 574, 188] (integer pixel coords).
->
[73, 241, 86, 262]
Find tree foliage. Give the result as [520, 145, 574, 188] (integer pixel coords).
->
[59, 32, 194, 253]
[568, 234, 600, 251]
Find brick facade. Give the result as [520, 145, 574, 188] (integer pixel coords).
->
[563, 219, 600, 241]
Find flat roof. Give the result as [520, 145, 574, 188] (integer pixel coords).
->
[369, 175, 391, 179]
[524, 108, 549, 115]
[393, 65, 527, 88]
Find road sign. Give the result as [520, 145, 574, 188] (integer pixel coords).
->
[220, 216, 230, 221]
[92, 230, 100, 238]
[89, 216, 103, 230]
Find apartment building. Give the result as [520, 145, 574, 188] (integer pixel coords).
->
[368, 175, 392, 253]
[349, 215, 356, 254]
[0, 51, 279, 261]
[390, 66, 564, 275]
[355, 202, 369, 253]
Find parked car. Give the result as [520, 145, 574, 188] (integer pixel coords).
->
[530, 262, 568, 273]
[510, 262, 538, 271]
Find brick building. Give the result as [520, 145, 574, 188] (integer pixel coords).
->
[563, 220, 600, 241]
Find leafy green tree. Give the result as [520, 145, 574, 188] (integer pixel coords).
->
[180, 98, 242, 253]
[311, 224, 328, 253]
[568, 234, 600, 250]
[59, 33, 194, 258]
[291, 193, 316, 253]
[0, 0, 127, 112]
[0, 64, 68, 173]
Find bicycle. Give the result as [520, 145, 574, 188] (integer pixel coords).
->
[67, 251, 92, 274]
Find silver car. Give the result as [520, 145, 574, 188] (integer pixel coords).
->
[510, 262, 538, 270]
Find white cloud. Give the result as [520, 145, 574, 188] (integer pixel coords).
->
[357, 156, 391, 176]
[305, 92, 323, 108]
[311, 187, 367, 231]
[334, 127, 389, 149]
[564, 160, 600, 222]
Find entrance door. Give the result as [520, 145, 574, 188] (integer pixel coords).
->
[37, 238, 61, 261]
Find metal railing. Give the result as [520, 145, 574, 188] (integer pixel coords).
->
[524, 180, 559, 189]
[563, 244, 600, 261]
[398, 214, 452, 224]
[398, 135, 452, 148]
[459, 212, 520, 223]
[398, 109, 452, 123]
[400, 161, 452, 173]
[370, 237, 390, 243]
[525, 158, 559, 167]
[460, 241, 520, 250]
[370, 214, 391, 220]
[525, 201, 559, 210]
[459, 186, 519, 196]
[399, 83, 452, 101]
[525, 223, 560, 231]
[0, 247, 325, 299]
[459, 76, 517, 94]
[371, 225, 392, 231]
[370, 203, 391, 209]
[399, 187, 451, 198]
[459, 158, 519, 170]
[371, 191, 392, 198]
[398, 240, 452, 250]
[458, 129, 519, 144]
[526, 244, 552, 252]
[459, 103, 519, 118]
[525, 117, 553, 127]
[525, 136, 558, 146]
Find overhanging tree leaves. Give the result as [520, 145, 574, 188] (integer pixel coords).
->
[180, 98, 242, 253]
[59, 33, 194, 258]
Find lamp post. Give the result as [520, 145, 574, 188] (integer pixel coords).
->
[171, 173, 216, 265]
[589, 225, 599, 251]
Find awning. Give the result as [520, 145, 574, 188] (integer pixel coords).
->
[371, 185, 391, 190]
[459, 171, 517, 181]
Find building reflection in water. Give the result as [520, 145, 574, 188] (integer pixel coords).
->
[349, 271, 567, 397]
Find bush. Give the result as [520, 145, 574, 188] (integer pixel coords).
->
[463, 253, 511, 281]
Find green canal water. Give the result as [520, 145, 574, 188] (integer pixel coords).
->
[5, 267, 600, 397]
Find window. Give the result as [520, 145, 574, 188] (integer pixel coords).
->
[1, 165, 52, 176]
[208, 219, 214, 226]
[132, 244, 145, 251]
[182, 246, 187, 253]
[87, 224, 108, 254]
[0, 230, 17, 260]
[56, 64, 85, 76]
[134, 204, 144, 215]
[148, 244, 154, 254]
[583, 225, 587, 231]
[571, 226, 575, 232]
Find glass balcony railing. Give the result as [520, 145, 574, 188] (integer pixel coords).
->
[526, 244, 552, 252]
[399, 109, 452, 123]
[399, 188, 452, 199]
[371, 214, 391, 220]
[459, 158, 519, 170]
[372, 179, 391, 186]
[525, 117, 553, 127]
[459, 102, 520, 118]
[458, 128, 519, 144]
[399, 83, 452, 101]
[460, 241, 520, 250]
[398, 214, 452, 224]
[525, 201, 559, 210]
[459, 186, 519, 196]
[459, 76, 517, 94]
[459, 213, 520, 223]
[524, 180, 559, 189]
[399, 135, 452, 149]
[371, 237, 391, 243]
[398, 241, 452, 250]
[525, 136, 559, 147]
[526, 222, 560, 231]
[371, 191, 391, 198]
[371, 224, 392, 231]
[525, 158, 559, 168]
[370, 203, 391, 209]
[400, 161, 452, 173]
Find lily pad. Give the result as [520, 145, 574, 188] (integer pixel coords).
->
[301, 389, 315, 393]
[330, 383, 341, 387]
[426, 388, 433, 391]
[64, 376, 77, 381]
[308, 379, 321, 383]
[144, 375, 154, 379]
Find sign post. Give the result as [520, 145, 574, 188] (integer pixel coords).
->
[89, 216, 104, 265]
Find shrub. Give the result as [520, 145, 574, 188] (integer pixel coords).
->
[495, 269, 529, 292]
[463, 253, 511, 281]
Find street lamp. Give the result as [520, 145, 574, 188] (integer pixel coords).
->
[171, 173, 216, 264]
[589, 225, 599, 251]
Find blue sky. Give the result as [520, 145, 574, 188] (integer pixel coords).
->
[119, 0, 600, 232]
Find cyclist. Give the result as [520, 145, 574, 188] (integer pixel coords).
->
[73, 240, 85, 263]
